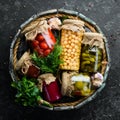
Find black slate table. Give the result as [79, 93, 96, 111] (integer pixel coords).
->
[0, 0, 120, 120]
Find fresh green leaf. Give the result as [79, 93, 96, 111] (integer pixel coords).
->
[11, 77, 41, 106]
[60, 15, 69, 23]
[31, 44, 63, 75]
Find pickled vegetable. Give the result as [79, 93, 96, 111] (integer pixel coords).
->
[80, 45, 103, 72]
[60, 29, 83, 70]
[71, 73, 92, 96]
[31, 30, 56, 57]
[60, 19, 85, 70]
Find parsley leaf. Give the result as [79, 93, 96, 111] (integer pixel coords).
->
[11, 77, 41, 106]
[31, 44, 63, 75]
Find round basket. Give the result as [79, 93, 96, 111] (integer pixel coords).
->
[9, 9, 110, 110]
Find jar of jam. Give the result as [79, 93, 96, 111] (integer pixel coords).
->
[43, 80, 61, 102]
[27, 65, 40, 78]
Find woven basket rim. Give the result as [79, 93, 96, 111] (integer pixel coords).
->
[9, 9, 111, 111]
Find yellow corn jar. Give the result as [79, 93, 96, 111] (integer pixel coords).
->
[60, 19, 84, 70]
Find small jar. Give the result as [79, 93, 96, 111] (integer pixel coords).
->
[27, 65, 40, 78]
[43, 80, 61, 102]
[71, 73, 91, 96]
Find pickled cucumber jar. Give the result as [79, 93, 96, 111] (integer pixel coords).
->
[80, 44, 103, 73]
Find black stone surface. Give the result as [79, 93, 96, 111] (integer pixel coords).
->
[0, 0, 120, 120]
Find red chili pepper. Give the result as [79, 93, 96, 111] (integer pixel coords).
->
[48, 28, 56, 44]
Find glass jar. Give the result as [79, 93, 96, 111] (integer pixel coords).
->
[71, 73, 92, 96]
[80, 45, 103, 73]
[31, 28, 56, 57]
[43, 80, 61, 102]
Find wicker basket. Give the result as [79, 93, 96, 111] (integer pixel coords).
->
[9, 9, 110, 110]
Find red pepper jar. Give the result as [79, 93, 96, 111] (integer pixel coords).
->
[43, 80, 61, 102]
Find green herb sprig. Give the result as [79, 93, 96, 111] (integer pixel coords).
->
[31, 44, 63, 75]
[11, 77, 52, 107]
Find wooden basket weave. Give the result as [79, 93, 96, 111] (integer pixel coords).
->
[9, 9, 110, 110]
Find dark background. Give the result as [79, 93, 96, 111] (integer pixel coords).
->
[0, 0, 120, 120]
